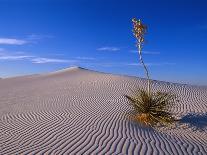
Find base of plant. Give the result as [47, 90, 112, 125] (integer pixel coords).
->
[131, 114, 176, 128]
[134, 113, 151, 126]
[125, 89, 178, 128]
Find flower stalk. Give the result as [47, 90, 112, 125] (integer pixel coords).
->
[132, 18, 151, 95]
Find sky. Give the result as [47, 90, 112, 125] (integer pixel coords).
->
[0, 0, 207, 85]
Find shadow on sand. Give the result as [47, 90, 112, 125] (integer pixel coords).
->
[180, 113, 207, 131]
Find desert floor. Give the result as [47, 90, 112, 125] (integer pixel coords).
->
[0, 67, 207, 154]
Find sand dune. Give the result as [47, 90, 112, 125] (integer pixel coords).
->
[0, 67, 207, 154]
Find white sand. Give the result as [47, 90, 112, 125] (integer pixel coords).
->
[0, 67, 207, 154]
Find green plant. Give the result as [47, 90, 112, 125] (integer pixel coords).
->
[125, 89, 176, 127]
[124, 18, 177, 127]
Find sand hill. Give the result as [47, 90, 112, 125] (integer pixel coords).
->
[0, 67, 207, 154]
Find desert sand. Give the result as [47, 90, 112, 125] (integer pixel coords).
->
[0, 66, 207, 154]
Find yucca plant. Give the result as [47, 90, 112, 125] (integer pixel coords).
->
[125, 18, 177, 127]
[125, 89, 176, 127]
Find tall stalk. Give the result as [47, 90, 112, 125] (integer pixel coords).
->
[132, 18, 151, 95]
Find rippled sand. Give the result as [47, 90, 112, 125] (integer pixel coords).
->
[0, 67, 207, 154]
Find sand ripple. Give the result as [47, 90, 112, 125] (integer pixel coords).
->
[0, 67, 207, 154]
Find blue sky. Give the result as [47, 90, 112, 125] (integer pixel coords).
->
[0, 0, 207, 85]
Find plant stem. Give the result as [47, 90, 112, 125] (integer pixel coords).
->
[137, 43, 151, 95]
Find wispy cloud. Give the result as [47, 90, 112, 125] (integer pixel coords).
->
[127, 62, 175, 66]
[0, 38, 27, 45]
[97, 47, 120, 51]
[31, 57, 77, 64]
[0, 49, 175, 67]
[26, 34, 54, 41]
[130, 50, 160, 55]
[143, 51, 160, 55]
[75, 57, 95, 60]
[0, 50, 34, 61]
[0, 50, 76, 64]
[0, 53, 33, 60]
[0, 34, 53, 46]
[72, 61, 176, 68]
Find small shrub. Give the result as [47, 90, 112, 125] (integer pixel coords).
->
[125, 89, 177, 127]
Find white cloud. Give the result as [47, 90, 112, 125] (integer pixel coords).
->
[0, 55, 33, 60]
[129, 50, 138, 53]
[127, 62, 175, 66]
[0, 34, 53, 46]
[143, 51, 160, 55]
[126, 63, 142, 66]
[0, 38, 27, 45]
[31, 57, 76, 64]
[0, 51, 75, 64]
[26, 34, 54, 40]
[75, 57, 95, 60]
[97, 47, 120, 51]
[130, 50, 160, 55]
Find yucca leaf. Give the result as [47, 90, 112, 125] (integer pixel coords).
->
[125, 89, 177, 127]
